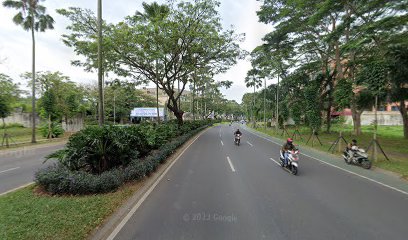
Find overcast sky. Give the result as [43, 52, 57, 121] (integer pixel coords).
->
[0, 0, 272, 103]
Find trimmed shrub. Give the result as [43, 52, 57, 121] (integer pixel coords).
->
[36, 121, 211, 195]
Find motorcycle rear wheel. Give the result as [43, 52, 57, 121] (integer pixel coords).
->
[362, 160, 371, 169]
[291, 165, 298, 175]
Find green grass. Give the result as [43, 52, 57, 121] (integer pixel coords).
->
[0, 183, 141, 240]
[1, 127, 46, 143]
[252, 124, 408, 179]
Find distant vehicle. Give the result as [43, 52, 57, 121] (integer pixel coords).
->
[240, 120, 245, 124]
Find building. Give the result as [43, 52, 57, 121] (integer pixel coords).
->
[139, 87, 191, 106]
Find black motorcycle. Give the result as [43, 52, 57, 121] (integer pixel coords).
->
[342, 147, 371, 169]
[234, 134, 241, 146]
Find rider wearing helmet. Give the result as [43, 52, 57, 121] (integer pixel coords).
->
[234, 128, 242, 136]
[281, 138, 296, 166]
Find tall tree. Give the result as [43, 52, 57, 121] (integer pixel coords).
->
[3, 0, 54, 142]
[135, 1, 170, 123]
[245, 69, 262, 123]
[59, 0, 244, 125]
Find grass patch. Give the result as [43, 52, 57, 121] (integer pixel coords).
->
[0, 183, 141, 240]
[1, 127, 46, 143]
[251, 124, 408, 178]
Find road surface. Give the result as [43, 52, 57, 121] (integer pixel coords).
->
[0, 142, 65, 194]
[109, 124, 408, 240]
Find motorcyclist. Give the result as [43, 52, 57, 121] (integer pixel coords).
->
[346, 139, 358, 161]
[234, 129, 242, 137]
[281, 138, 296, 166]
[234, 129, 242, 144]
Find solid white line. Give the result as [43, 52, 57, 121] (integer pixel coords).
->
[106, 130, 208, 240]
[301, 152, 408, 196]
[246, 141, 253, 147]
[221, 140, 224, 146]
[227, 156, 236, 172]
[0, 167, 20, 174]
[0, 182, 34, 197]
[270, 157, 281, 166]
[245, 128, 408, 196]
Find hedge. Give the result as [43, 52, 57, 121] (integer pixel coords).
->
[35, 122, 212, 195]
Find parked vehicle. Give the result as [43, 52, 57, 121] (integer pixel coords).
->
[234, 134, 241, 146]
[280, 149, 299, 175]
[343, 146, 371, 169]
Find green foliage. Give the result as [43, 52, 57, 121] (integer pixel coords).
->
[334, 78, 353, 110]
[58, 0, 244, 124]
[304, 80, 321, 131]
[0, 95, 11, 120]
[39, 122, 64, 138]
[356, 60, 389, 96]
[35, 122, 211, 195]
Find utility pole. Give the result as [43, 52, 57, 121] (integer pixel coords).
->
[264, 77, 266, 129]
[97, 0, 104, 126]
[276, 74, 279, 131]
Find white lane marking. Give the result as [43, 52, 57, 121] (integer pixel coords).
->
[221, 140, 224, 146]
[301, 152, 408, 196]
[0, 182, 34, 197]
[227, 156, 236, 172]
[246, 141, 253, 147]
[107, 129, 208, 240]
[270, 157, 281, 166]
[244, 128, 408, 196]
[0, 167, 20, 174]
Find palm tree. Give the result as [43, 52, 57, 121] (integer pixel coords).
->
[3, 0, 54, 143]
[135, 2, 169, 123]
[245, 69, 262, 126]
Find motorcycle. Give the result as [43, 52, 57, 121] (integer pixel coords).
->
[342, 146, 371, 169]
[279, 149, 299, 175]
[234, 134, 241, 146]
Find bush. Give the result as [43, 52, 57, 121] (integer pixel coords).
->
[36, 121, 212, 195]
[47, 125, 148, 174]
[39, 122, 65, 138]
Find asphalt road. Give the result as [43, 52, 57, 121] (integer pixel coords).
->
[0, 142, 64, 194]
[109, 124, 408, 240]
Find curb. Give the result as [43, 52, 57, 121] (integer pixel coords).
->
[88, 127, 209, 240]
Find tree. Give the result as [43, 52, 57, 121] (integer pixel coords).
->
[59, 0, 244, 125]
[3, 0, 54, 143]
[104, 80, 156, 123]
[135, 2, 170, 123]
[245, 69, 262, 124]
[386, 44, 408, 138]
[38, 89, 57, 138]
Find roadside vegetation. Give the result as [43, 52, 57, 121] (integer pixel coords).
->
[1, 120, 215, 239]
[36, 120, 214, 195]
[0, 183, 139, 240]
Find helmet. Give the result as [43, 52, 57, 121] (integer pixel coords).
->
[287, 138, 293, 144]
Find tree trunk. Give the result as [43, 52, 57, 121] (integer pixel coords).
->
[31, 18, 36, 143]
[326, 81, 333, 133]
[48, 114, 51, 139]
[399, 100, 408, 139]
[351, 109, 363, 135]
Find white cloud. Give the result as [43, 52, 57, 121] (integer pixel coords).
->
[0, 0, 271, 103]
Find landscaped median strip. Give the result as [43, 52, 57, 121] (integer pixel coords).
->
[0, 122, 215, 240]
